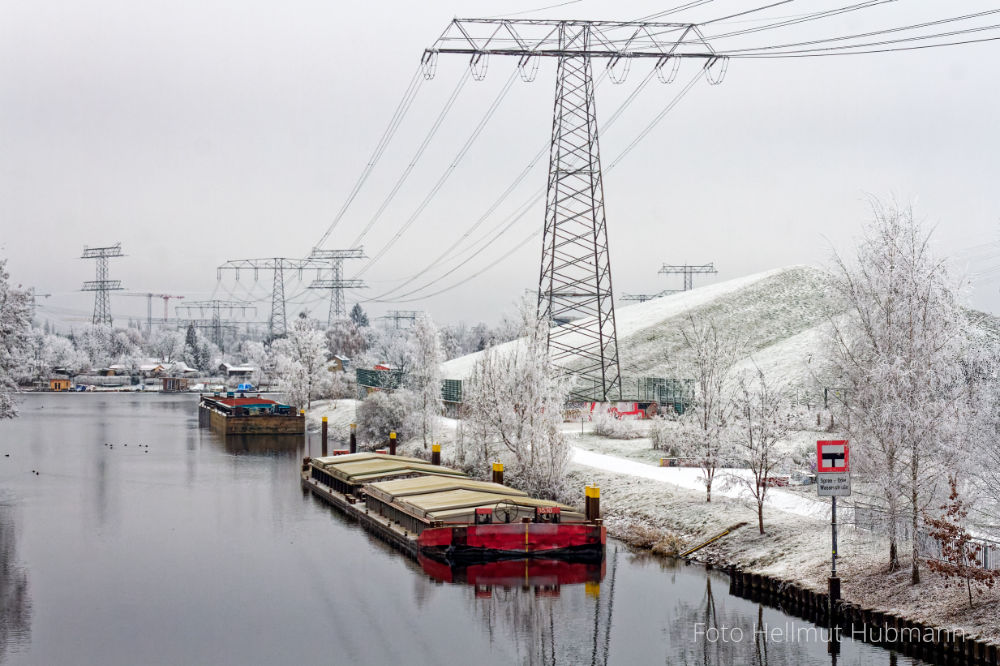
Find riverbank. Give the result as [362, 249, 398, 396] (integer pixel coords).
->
[303, 399, 1000, 645]
[563, 464, 1000, 645]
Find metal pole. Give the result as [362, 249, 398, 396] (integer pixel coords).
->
[832, 495, 837, 577]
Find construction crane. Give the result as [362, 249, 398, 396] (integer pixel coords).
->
[424, 18, 722, 401]
[121, 293, 186, 334]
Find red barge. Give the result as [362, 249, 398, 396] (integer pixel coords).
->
[301, 452, 605, 564]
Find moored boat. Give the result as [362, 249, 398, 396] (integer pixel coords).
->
[301, 453, 605, 564]
[198, 393, 303, 436]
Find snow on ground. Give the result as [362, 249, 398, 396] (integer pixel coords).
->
[441, 265, 813, 380]
[571, 446, 831, 520]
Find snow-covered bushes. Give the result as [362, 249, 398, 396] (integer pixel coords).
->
[592, 411, 642, 440]
[355, 389, 418, 447]
[649, 418, 678, 454]
[463, 301, 573, 499]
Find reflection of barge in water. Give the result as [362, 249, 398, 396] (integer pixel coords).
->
[199, 394, 304, 436]
[418, 555, 605, 596]
[302, 452, 605, 564]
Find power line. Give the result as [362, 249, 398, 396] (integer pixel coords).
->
[705, 0, 896, 40]
[313, 65, 425, 250]
[720, 7, 1000, 54]
[635, 0, 717, 22]
[365, 67, 656, 301]
[348, 69, 472, 249]
[373, 68, 706, 304]
[724, 19, 1000, 57]
[356, 68, 520, 277]
[702, 0, 798, 26]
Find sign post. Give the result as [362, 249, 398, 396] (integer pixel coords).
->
[817, 440, 850, 611]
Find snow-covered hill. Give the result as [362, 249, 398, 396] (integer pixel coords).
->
[442, 265, 843, 388]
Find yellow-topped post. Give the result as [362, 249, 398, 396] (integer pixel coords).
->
[431, 442, 441, 466]
[585, 485, 601, 521]
[389, 431, 397, 456]
[349, 422, 357, 453]
[492, 461, 504, 485]
[321, 416, 328, 456]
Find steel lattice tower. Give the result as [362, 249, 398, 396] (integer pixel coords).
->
[175, 300, 255, 350]
[424, 18, 721, 401]
[659, 263, 718, 290]
[80, 243, 125, 326]
[308, 248, 368, 325]
[217, 257, 326, 338]
[540, 34, 621, 400]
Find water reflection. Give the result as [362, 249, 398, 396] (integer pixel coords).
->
[0, 503, 30, 661]
[418, 555, 606, 591]
[210, 433, 305, 457]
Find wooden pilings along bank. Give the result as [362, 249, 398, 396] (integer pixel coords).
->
[728, 568, 1000, 664]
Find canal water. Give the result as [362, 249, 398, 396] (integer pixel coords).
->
[0, 394, 928, 665]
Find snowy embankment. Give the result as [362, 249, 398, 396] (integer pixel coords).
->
[441, 264, 842, 386]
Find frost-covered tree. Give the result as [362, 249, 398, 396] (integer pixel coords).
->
[676, 315, 743, 503]
[728, 367, 792, 535]
[410, 314, 444, 449]
[325, 319, 366, 360]
[272, 317, 331, 409]
[239, 340, 272, 388]
[360, 326, 415, 374]
[148, 329, 185, 363]
[76, 324, 113, 369]
[826, 202, 968, 581]
[356, 389, 418, 446]
[0, 260, 32, 419]
[464, 301, 573, 498]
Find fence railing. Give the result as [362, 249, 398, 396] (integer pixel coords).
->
[850, 502, 1000, 571]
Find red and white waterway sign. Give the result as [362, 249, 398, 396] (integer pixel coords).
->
[817, 440, 849, 473]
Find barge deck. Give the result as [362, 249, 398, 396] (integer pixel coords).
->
[301, 453, 605, 564]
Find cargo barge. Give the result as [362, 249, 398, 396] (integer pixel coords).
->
[301, 452, 605, 564]
[199, 394, 304, 436]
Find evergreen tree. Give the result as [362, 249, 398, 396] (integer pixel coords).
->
[349, 303, 369, 328]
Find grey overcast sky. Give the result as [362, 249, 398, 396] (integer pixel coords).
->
[2, 0, 1000, 331]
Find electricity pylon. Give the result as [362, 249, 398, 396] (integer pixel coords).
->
[217, 257, 325, 338]
[175, 300, 255, 350]
[308, 248, 368, 325]
[381, 310, 420, 330]
[81, 243, 125, 326]
[659, 263, 718, 291]
[424, 19, 722, 400]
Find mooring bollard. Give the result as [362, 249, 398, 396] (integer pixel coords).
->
[585, 485, 601, 520]
[349, 423, 357, 454]
[389, 431, 397, 456]
[492, 461, 504, 485]
[321, 416, 328, 457]
[431, 443, 441, 466]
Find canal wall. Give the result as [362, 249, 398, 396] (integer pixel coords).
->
[727, 569, 1000, 665]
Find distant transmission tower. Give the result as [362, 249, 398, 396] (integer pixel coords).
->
[175, 300, 255, 350]
[382, 310, 420, 330]
[80, 243, 125, 326]
[308, 248, 368, 326]
[620, 291, 680, 303]
[658, 263, 718, 291]
[425, 19, 722, 400]
[217, 257, 325, 338]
